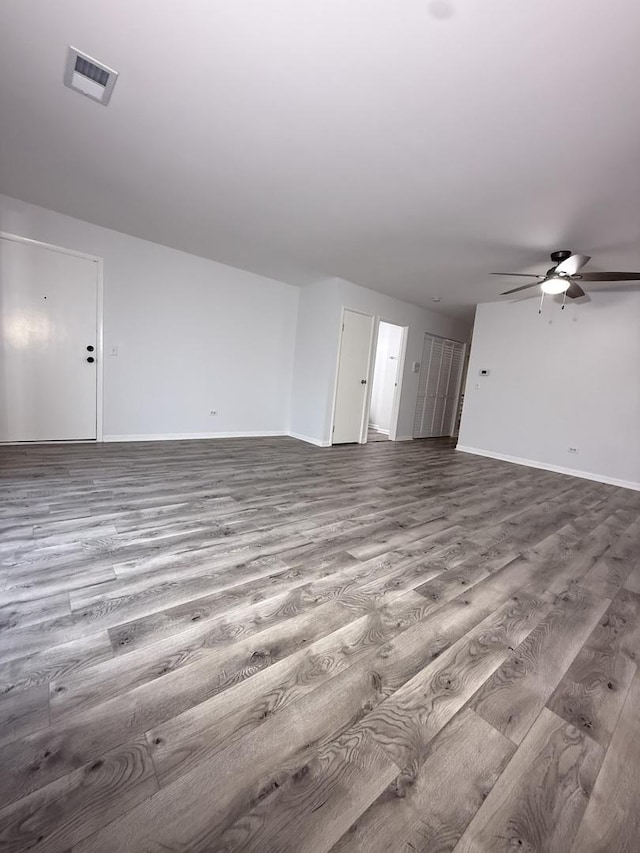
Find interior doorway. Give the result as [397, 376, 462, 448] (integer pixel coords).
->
[0, 233, 101, 442]
[331, 312, 407, 446]
[368, 321, 405, 442]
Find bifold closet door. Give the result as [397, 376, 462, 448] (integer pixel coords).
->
[413, 334, 464, 438]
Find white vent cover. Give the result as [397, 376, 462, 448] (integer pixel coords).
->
[64, 47, 118, 105]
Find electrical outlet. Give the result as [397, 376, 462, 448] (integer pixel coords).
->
[568, 447, 579, 454]
[209, 410, 218, 416]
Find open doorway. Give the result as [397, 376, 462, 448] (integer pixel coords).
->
[331, 313, 406, 446]
[367, 321, 406, 442]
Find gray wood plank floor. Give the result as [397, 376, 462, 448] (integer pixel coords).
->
[0, 436, 639, 852]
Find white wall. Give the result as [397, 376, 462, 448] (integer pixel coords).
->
[290, 277, 470, 445]
[0, 194, 299, 439]
[369, 322, 403, 432]
[458, 294, 640, 489]
[289, 279, 340, 445]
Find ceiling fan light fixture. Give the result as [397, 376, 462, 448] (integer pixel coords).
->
[541, 275, 570, 295]
[496, 250, 640, 299]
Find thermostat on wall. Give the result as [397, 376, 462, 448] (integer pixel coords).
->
[479, 369, 490, 376]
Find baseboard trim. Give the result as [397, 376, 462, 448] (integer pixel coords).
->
[0, 439, 97, 445]
[103, 431, 287, 443]
[456, 445, 640, 492]
[368, 424, 390, 435]
[288, 431, 332, 448]
[394, 435, 414, 442]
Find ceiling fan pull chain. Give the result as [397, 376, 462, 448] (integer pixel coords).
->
[539, 291, 545, 314]
[561, 291, 567, 310]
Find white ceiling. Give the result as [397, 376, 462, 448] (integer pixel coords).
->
[1, 0, 640, 321]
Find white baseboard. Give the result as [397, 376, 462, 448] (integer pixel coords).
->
[394, 435, 414, 442]
[288, 431, 331, 448]
[368, 424, 390, 435]
[0, 439, 96, 445]
[103, 430, 287, 443]
[456, 445, 640, 492]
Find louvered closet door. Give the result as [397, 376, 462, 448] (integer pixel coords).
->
[413, 335, 441, 438]
[413, 334, 465, 438]
[442, 341, 464, 434]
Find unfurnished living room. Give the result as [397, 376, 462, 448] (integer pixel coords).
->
[1, 1, 639, 851]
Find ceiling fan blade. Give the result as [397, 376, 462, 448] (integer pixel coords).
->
[565, 282, 585, 299]
[575, 271, 640, 281]
[500, 281, 542, 295]
[491, 273, 542, 277]
[555, 253, 591, 276]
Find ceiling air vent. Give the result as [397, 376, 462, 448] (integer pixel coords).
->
[64, 47, 118, 105]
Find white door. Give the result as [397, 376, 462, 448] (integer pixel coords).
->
[413, 334, 465, 438]
[0, 236, 99, 442]
[332, 310, 375, 444]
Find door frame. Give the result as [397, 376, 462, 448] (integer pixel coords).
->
[0, 231, 105, 442]
[369, 318, 408, 442]
[329, 307, 376, 445]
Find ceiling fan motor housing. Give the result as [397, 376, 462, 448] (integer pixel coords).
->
[550, 250, 572, 264]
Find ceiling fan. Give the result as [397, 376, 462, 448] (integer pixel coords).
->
[493, 250, 640, 305]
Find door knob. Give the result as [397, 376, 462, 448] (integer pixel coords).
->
[87, 345, 94, 352]
[87, 356, 95, 363]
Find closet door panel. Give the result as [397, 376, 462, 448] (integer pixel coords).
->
[413, 335, 465, 438]
[414, 336, 443, 438]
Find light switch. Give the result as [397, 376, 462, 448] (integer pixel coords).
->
[412, 361, 420, 373]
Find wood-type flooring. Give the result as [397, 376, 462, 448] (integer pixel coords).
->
[1, 436, 639, 852]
